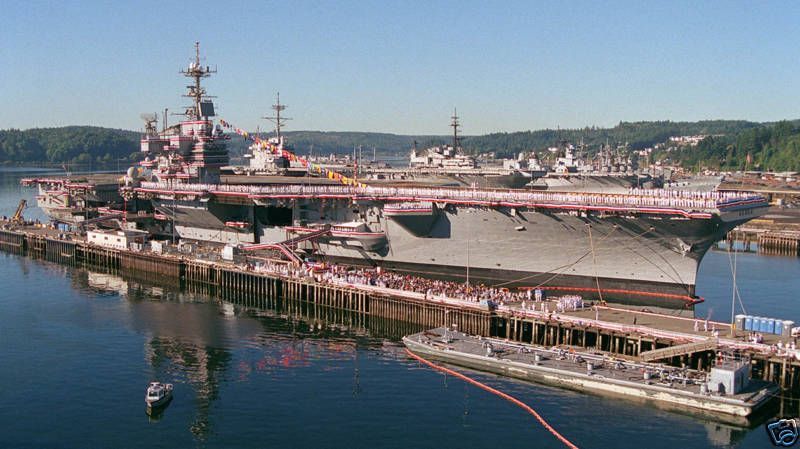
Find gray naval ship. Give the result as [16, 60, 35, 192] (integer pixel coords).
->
[25, 44, 770, 309]
[363, 111, 532, 189]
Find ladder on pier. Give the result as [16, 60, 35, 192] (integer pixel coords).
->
[639, 338, 718, 362]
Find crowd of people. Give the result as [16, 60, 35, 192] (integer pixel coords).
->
[232, 256, 800, 360]
[237, 257, 595, 313]
[556, 295, 585, 312]
[139, 181, 761, 212]
[248, 259, 306, 278]
[748, 332, 766, 344]
[315, 263, 534, 306]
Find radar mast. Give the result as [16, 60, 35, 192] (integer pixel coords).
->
[263, 92, 291, 139]
[140, 112, 158, 136]
[450, 108, 461, 152]
[180, 41, 216, 120]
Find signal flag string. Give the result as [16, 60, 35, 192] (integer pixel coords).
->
[219, 119, 367, 188]
[405, 348, 581, 449]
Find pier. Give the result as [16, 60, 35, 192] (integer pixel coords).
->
[1, 223, 799, 394]
[724, 205, 800, 257]
[727, 227, 800, 256]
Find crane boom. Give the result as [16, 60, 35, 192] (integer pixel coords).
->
[11, 199, 26, 223]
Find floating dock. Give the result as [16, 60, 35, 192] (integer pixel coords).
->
[403, 327, 779, 419]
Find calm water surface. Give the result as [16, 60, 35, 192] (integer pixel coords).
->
[0, 168, 797, 449]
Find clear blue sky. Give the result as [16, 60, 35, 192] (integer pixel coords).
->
[2, 0, 800, 135]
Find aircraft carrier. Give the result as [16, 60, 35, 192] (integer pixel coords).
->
[24, 43, 771, 308]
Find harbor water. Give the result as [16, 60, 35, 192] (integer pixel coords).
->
[1, 168, 798, 449]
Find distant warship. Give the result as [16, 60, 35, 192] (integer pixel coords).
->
[365, 111, 531, 189]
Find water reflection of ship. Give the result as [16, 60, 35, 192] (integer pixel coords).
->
[222, 283, 423, 340]
[145, 337, 228, 438]
[62, 267, 235, 438]
[130, 289, 263, 440]
[76, 267, 370, 438]
[63, 265, 781, 443]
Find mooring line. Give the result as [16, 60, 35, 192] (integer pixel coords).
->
[405, 348, 580, 449]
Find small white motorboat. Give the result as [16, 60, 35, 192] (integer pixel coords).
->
[145, 381, 173, 408]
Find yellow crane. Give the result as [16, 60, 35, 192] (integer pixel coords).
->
[11, 199, 26, 223]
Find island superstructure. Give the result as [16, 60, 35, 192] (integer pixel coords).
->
[23, 43, 771, 308]
[137, 42, 228, 183]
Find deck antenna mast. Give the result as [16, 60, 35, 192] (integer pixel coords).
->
[180, 41, 216, 120]
[451, 108, 461, 152]
[263, 92, 291, 140]
[140, 113, 158, 136]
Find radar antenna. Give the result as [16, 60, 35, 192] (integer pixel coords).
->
[140, 112, 158, 136]
[450, 108, 461, 152]
[263, 92, 291, 139]
[180, 41, 216, 120]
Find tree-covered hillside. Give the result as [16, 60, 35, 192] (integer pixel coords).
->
[461, 120, 762, 158]
[4, 119, 800, 172]
[663, 121, 800, 171]
[0, 126, 140, 165]
[225, 131, 448, 159]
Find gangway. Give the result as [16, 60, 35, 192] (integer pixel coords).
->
[639, 338, 718, 362]
[239, 226, 332, 266]
[240, 242, 303, 266]
[280, 225, 331, 247]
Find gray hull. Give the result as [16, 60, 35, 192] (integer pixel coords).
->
[154, 196, 757, 308]
[308, 206, 730, 307]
